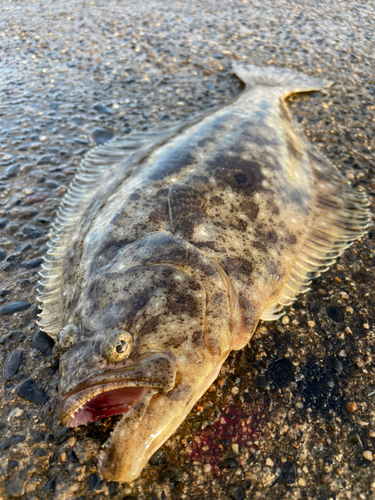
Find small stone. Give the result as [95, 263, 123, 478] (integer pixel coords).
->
[7, 407, 24, 421]
[0, 301, 31, 315]
[6, 478, 25, 497]
[227, 484, 245, 500]
[368, 430, 375, 438]
[218, 458, 238, 469]
[320, 473, 332, 485]
[148, 450, 166, 466]
[362, 385, 375, 398]
[257, 376, 269, 390]
[3, 349, 23, 380]
[22, 224, 43, 239]
[231, 443, 239, 454]
[44, 477, 57, 494]
[4, 165, 19, 178]
[7, 460, 18, 470]
[266, 458, 274, 467]
[363, 451, 373, 461]
[330, 358, 343, 374]
[92, 128, 114, 145]
[6, 222, 20, 236]
[25, 191, 51, 204]
[338, 349, 347, 357]
[298, 478, 306, 487]
[0, 435, 26, 450]
[54, 427, 73, 444]
[93, 103, 113, 115]
[39, 135, 47, 142]
[45, 180, 59, 189]
[203, 464, 211, 473]
[20, 257, 44, 269]
[231, 386, 239, 395]
[37, 155, 56, 165]
[67, 449, 79, 463]
[0, 248, 6, 261]
[17, 378, 49, 406]
[0, 218, 9, 228]
[11, 207, 39, 219]
[307, 320, 315, 328]
[326, 306, 344, 323]
[284, 460, 297, 485]
[281, 315, 290, 325]
[347, 402, 358, 413]
[352, 271, 371, 284]
[31, 330, 55, 356]
[348, 433, 362, 446]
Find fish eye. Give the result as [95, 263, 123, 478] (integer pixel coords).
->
[57, 324, 79, 351]
[101, 330, 132, 364]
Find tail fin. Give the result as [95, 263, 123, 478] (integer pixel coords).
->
[233, 63, 332, 95]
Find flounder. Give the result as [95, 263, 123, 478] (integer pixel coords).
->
[37, 65, 370, 482]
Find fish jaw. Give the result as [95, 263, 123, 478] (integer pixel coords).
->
[99, 359, 224, 483]
[58, 352, 176, 427]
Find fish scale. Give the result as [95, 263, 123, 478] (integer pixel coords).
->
[37, 64, 370, 482]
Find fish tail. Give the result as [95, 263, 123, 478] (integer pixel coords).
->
[233, 63, 332, 95]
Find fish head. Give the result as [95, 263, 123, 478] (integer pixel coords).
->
[57, 249, 233, 482]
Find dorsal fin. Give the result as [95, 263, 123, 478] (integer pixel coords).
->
[36, 125, 187, 337]
[260, 147, 370, 321]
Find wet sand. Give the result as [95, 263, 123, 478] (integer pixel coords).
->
[0, 1, 374, 498]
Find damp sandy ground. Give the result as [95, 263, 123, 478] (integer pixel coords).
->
[0, 1, 375, 499]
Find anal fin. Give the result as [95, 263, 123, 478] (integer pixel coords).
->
[261, 147, 370, 321]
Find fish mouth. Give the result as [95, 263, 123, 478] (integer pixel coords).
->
[59, 352, 176, 428]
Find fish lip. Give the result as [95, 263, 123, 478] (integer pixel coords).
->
[58, 351, 176, 425]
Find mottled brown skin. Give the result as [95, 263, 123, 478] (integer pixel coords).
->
[38, 66, 369, 482]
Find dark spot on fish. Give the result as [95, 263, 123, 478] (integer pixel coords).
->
[224, 256, 254, 280]
[234, 173, 247, 184]
[267, 231, 278, 243]
[286, 233, 297, 245]
[233, 217, 248, 232]
[210, 195, 224, 206]
[128, 191, 140, 202]
[239, 199, 259, 220]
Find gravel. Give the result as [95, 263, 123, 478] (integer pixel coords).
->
[0, 0, 374, 499]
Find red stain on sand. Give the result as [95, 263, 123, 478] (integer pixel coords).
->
[189, 405, 266, 475]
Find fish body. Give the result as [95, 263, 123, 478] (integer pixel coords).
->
[37, 65, 369, 482]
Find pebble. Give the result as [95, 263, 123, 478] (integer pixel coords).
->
[17, 378, 49, 405]
[6, 478, 25, 498]
[348, 433, 362, 446]
[45, 179, 60, 189]
[92, 128, 114, 145]
[93, 103, 113, 115]
[284, 460, 297, 485]
[25, 191, 51, 204]
[0, 301, 31, 315]
[20, 257, 44, 269]
[281, 315, 290, 325]
[0, 248, 6, 261]
[218, 458, 238, 469]
[0, 435, 26, 450]
[4, 165, 19, 178]
[31, 329, 55, 356]
[7, 407, 24, 421]
[227, 484, 245, 500]
[257, 376, 269, 390]
[352, 271, 371, 284]
[148, 450, 166, 466]
[320, 473, 332, 485]
[326, 306, 344, 323]
[265, 458, 274, 467]
[330, 358, 343, 374]
[11, 207, 39, 219]
[22, 224, 43, 239]
[54, 427, 73, 444]
[7, 460, 18, 470]
[363, 384, 375, 398]
[0, 218, 9, 228]
[346, 402, 358, 413]
[0, 289, 10, 297]
[363, 451, 373, 461]
[3, 349, 23, 380]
